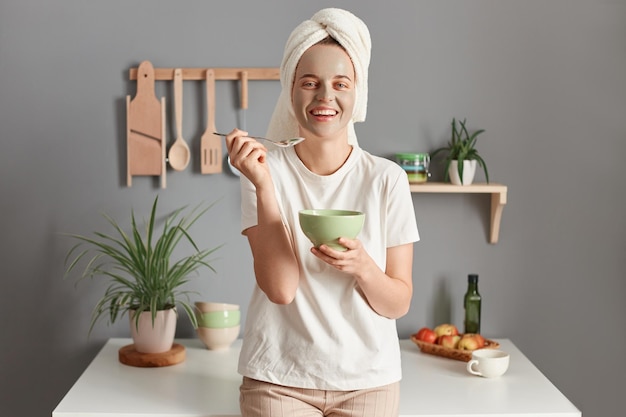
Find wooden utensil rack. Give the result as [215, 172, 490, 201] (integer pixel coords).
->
[129, 67, 280, 81]
[126, 65, 280, 188]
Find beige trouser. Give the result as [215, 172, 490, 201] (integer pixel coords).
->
[240, 377, 400, 417]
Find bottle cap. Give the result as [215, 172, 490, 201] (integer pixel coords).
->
[468, 274, 478, 283]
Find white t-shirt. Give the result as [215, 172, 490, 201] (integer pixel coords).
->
[237, 145, 419, 390]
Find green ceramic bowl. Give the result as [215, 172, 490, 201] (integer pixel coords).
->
[196, 309, 241, 328]
[299, 209, 365, 251]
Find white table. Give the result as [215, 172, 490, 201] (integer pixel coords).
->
[53, 338, 581, 417]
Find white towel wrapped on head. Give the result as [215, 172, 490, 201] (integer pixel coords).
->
[266, 8, 371, 146]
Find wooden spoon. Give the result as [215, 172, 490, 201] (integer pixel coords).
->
[168, 68, 190, 171]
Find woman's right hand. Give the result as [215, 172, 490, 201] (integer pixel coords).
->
[224, 129, 271, 186]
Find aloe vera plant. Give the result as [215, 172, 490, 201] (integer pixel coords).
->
[431, 118, 489, 183]
[64, 196, 221, 335]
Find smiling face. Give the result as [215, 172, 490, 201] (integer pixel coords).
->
[291, 43, 356, 141]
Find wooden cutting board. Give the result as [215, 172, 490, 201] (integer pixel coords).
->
[126, 60, 166, 188]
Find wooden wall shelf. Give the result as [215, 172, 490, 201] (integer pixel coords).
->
[409, 182, 507, 244]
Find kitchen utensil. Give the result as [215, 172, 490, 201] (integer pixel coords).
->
[126, 60, 166, 188]
[466, 349, 510, 377]
[196, 326, 240, 351]
[214, 132, 305, 148]
[195, 302, 240, 313]
[168, 69, 190, 171]
[240, 70, 248, 130]
[196, 310, 241, 329]
[201, 69, 223, 173]
[226, 71, 249, 176]
[298, 209, 365, 251]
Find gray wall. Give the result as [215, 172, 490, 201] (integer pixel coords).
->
[1, 1, 624, 416]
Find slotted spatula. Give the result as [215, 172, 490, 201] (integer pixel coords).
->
[200, 69, 223, 174]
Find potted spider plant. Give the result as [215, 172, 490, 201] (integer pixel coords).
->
[431, 118, 490, 185]
[64, 196, 221, 354]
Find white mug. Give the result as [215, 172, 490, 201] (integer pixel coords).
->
[466, 349, 510, 378]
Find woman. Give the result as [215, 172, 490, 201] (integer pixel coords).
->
[225, 8, 419, 417]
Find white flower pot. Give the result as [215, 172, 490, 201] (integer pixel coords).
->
[130, 309, 177, 353]
[449, 160, 477, 186]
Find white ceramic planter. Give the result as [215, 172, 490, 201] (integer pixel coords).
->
[449, 160, 477, 186]
[130, 309, 177, 353]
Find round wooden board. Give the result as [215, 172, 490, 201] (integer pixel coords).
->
[118, 343, 185, 367]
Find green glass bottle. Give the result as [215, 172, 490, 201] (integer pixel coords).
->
[464, 274, 482, 334]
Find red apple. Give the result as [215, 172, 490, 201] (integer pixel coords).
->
[433, 323, 459, 338]
[438, 334, 461, 349]
[414, 327, 437, 344]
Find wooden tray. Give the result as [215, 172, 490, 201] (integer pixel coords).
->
[410, 335, 500, 362]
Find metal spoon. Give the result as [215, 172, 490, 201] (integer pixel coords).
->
[214, 132, 305, 148]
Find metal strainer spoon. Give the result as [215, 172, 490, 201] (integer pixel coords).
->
[214, 132, 305, 148]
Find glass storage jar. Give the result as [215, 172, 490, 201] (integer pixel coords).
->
[395, 153, 430, 184]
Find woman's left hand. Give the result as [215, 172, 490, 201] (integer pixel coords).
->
[311, 239, 415, 319]
[311, 237, 375, 279]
